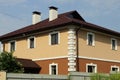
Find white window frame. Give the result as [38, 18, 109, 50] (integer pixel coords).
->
[87, 32, 95, 46]
[111, 65, 119, 72]
[8, 40, 16, 52]
[1, 43, 3, 52]
[49, 31, 60, 45]
[28, 36, 36, 49]
[49, 63, 58, 75]
[86, 63, 97, 73]
[111, 38, 117, 50]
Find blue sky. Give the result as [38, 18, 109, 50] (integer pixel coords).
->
[0, 0, 120, 36]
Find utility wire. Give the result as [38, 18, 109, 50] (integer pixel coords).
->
[0, 11, 30, 23]
[0, 11, 31, 34]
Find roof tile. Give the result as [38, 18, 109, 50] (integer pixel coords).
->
[0, 10, 120, 41]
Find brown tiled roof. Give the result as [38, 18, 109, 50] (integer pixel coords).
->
[17, 58, 40, 69]
[0, 10, 120, 41]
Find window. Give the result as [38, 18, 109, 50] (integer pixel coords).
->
[1, 43, 3, 52]
[86, 63, 97, 73]
[49, 32, 60, 45]
[49, 63, 58, 75]
[111, 38, 117, 50]
[111, 66, 119, 72]
[28, 36, 35, 48]
[87, 32, 95, 46]
[9, 41, 16, 52]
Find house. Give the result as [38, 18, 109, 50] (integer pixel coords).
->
[0, 6, 120, 75]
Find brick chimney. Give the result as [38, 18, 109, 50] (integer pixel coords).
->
[32, 11, 41, 24]
[49, 6, 58, 21]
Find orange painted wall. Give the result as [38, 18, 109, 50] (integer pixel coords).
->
[35, 58, 68, 75]
[79, 58, 120, 73]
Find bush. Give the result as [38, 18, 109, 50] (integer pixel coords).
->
[110, 73, 120, 80]
[91, 73, 120, 80]
[90, 73, 109, 80]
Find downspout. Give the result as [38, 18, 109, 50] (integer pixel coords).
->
[76, 26, 81, 72]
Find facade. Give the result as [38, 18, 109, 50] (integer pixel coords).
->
[0, 6, 120, 75]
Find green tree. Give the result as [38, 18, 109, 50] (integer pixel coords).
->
[0, 51, 24, 73]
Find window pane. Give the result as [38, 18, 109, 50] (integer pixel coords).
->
[51, 33, 58, 45]
[112, 68, 118, 71]
[51, 65, 56, 75]
[88, 65, 95, 73]
[88, 66, 93, 72]
[30, 38, 34, 48]
[88, 34, 93, 45]
[112, 40, 116, 50]
[10, 42, 15, 52]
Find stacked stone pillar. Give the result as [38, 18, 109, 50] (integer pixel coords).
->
[68, 28, 76, 72]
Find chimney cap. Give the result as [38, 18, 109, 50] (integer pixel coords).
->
[49, 6, 58, 10]
[33, 11, 41, 15]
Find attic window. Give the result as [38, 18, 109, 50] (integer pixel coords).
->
[68, 15, 74, 18]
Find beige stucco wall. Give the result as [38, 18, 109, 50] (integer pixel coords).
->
[4, 43, 9, 52]
[3, 26, 120, 61]
[78, 29, 120, 61]
[4, 29, 68, 59]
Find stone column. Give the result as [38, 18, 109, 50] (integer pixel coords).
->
[0, 71, 6, 80]
[68, 28, 76, 72]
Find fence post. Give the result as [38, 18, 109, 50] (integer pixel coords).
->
[0, 71, 6, 80]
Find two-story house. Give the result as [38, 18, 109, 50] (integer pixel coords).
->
[0, 6, 120, 75]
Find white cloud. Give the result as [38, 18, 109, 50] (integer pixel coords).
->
[0, 0, 27, 6]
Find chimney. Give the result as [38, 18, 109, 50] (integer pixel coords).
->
[49, 6, 58, 21]
[32, 11, 41, 24]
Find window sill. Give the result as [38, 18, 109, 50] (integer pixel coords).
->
[111, 49, 117, 51]
[87, 44, 95, 47]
